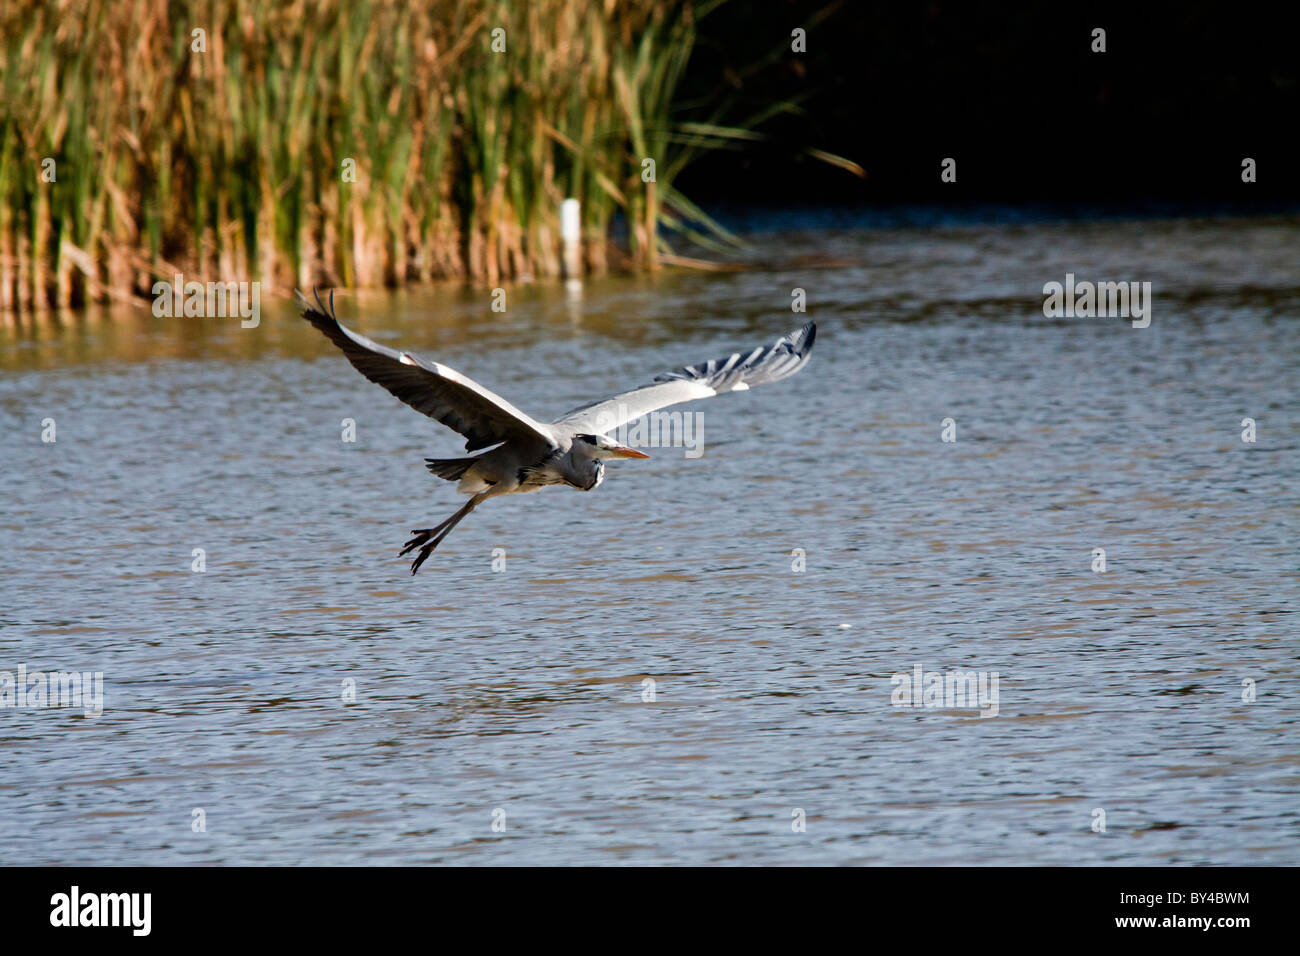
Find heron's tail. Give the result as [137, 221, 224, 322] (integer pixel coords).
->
[424, 457, 477, 481]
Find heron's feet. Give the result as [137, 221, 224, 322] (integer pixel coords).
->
[400, 528, 437, 552]
[397, 495, 484, 575]
[399, 528, 443, 574]
[400, 517, 461, 574]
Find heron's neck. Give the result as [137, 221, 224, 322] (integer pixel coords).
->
[564, 450, 604, 490]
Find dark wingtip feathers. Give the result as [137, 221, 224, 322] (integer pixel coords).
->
[297, 286, 339, 326]
[652, 319, 818, 392]
[800, 319, 817, 353]
[783, 319, 816, 360]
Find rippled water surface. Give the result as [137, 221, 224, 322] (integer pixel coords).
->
[1, 216, 1297, 864]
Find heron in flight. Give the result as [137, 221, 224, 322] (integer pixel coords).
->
[298, 290, 817, 573]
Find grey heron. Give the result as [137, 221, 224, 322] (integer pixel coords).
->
[298, 290, 817, 573]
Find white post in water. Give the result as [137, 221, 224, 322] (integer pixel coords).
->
[561, 198, 582, 283]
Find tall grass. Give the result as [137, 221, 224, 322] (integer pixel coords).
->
[0, 0, 754, 312]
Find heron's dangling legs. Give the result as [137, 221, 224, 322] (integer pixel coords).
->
[399, 493, 486, 574]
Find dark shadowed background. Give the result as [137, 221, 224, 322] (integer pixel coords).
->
[677, 0, 1299, 210]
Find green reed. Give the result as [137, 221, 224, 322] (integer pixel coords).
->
[0, 0, 778, 313]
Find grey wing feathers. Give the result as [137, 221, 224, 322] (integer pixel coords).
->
[298, 289, 556, 453]
[557, 320, 816, 432]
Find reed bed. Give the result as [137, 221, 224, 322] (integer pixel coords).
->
[0, 0, 752, 312]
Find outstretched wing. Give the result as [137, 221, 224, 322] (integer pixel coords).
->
[556, 321, 816, 433]
[298, 289, 557, 453]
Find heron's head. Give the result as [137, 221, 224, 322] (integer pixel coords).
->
[574, 433, 649, 460]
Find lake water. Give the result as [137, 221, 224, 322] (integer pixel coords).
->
[1, 215, 1297, 864]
